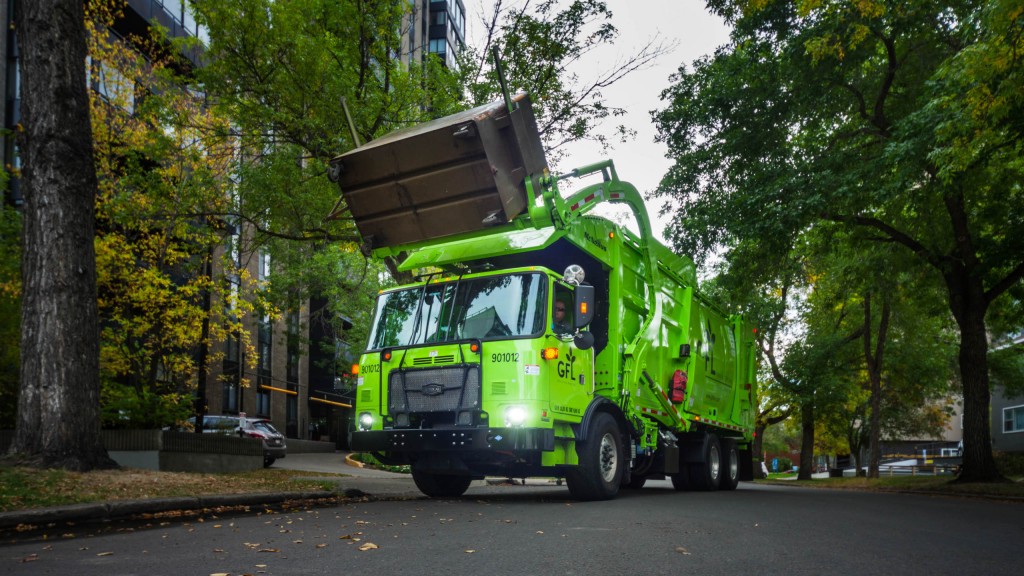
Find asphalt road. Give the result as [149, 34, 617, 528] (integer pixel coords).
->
[3, 477, 1021, 575]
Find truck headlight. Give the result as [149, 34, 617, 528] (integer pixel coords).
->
[358, 412, 374, 431]
[504, 406, 527, 427]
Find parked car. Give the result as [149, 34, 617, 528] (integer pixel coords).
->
[188, 415, 287, 467]
[238, 418, 287, 468]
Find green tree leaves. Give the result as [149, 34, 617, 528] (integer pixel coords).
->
[656, 0, 1023, 481]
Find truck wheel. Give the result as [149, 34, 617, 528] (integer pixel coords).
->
[689, 434, 722, 491]
[719, 439, 740, 491]
[411, 470, 472, 498]
[565, 412, 623, 500]
[264, 457, 276, 468]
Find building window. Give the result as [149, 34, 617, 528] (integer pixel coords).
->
[258, 314, 272, 373]
[224, 330, 241, 364]
[256, 385, 271, 417]
[428, 38, 446, 56]
[286, 308, 300, 383]
[89, 58, 135, 113]
[222, 374, 239, 413]
[258, 250, 271, 281]
[1004, 405, 1024, 433]
[256, 314, 272, 417]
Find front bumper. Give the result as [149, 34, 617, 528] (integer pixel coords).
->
[351, 427, 555, 453]
[263, 443, 287, 459]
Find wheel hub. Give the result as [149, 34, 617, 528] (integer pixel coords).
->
[599, 433, 618, 483]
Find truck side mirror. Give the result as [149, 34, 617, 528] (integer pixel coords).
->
[574, 330, 595, 350]
[574, 284, 595, 328]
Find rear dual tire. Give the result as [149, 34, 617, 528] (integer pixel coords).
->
[672, 435, 740, 491]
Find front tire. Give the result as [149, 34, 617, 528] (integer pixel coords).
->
[264, 457, 276, 468]
[565, 413, 623, 501]
[411, 469, 472, 498]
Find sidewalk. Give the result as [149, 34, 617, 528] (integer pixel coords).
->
[0, 452, 563, 531]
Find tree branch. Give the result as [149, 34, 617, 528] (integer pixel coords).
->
[986, 259, 1024, 305]
[821, 212, 940, 269]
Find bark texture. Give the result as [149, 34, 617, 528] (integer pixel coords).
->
[798, 402, 814, 480]
[9, 0, 115, 470]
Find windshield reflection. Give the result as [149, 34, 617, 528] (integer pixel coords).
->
[367, 273, 547, 349]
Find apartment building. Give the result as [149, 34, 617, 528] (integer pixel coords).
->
[2, 0, 356, 443]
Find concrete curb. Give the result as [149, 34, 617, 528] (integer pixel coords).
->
[344, 453, 366, 468]
[0, 491, 336, 530]
[755, 479, 1024, 501]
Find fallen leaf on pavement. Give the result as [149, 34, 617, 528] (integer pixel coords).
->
[97, 552, 114, 557]
[358, 543, 379, 551]
[675, 547, 691, 555]
[465, 550, 475, 554]
[257, 548, 279, 553]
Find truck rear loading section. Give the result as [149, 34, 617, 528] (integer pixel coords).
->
[330, 94, 756, 500]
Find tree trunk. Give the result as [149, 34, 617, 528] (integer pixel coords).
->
[8, 0, 115, 470]
[753, 409, 789, 478]
[847, 419, 867, 477]
[938, 190, 1004, 483]
[798, 401, 814, 480]
[950, 280, 1002, 482]
[864, 295, 889, 479]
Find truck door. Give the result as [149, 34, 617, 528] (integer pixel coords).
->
[548, 282, 591, 418]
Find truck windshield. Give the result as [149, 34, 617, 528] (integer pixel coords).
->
[367, 273, 547, 349]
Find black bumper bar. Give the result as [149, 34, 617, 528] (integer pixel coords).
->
[350, 427, 555, 453]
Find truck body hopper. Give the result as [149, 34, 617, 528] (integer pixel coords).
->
[328, 94, 548, 249]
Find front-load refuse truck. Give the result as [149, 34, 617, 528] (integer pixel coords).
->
[327, 93, 756, 501]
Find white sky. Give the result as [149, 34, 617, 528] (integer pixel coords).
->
[467, 1, 731, 243]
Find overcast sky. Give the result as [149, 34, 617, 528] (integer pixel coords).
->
[467, 1, 731, 243]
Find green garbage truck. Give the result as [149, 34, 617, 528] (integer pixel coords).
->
[327, 93, 757, 500]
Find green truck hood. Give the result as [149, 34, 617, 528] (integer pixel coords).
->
[399, 227, 562, 271]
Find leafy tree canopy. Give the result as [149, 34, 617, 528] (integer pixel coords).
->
[656, 0, 1024, 481]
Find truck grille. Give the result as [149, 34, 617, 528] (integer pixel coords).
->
[412, 355, 456, 366]
[388, 366, 481, 418]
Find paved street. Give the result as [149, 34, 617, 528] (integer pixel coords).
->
[3, 454, 1021, 575]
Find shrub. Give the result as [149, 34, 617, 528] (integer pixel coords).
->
[100, 381, 193, 429]
[351, 452, 410, 474]
[995, 451, 1024, 478]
